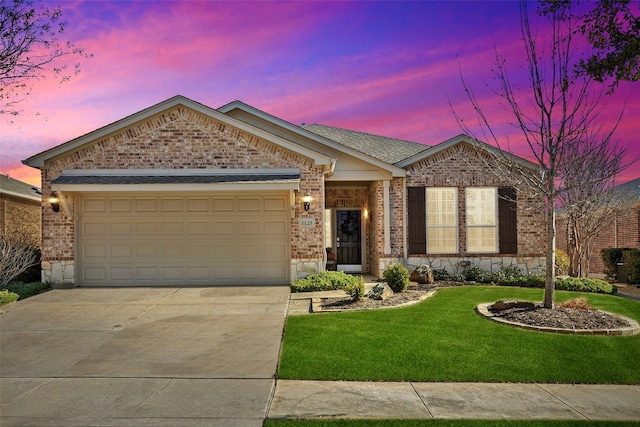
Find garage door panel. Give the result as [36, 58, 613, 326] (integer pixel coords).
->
[136, 222, 158, 235]
[110, 222, 132, 235]
[135, 199, 157, 212]
[83, 198, 106, 212]
[110, 198, 132, 212]
[111, 244, 132, 258]
[186, 198, 208, 211]
[84, 222, 106, 236]
[239, 221, 261, 234]
[79, 192, 290, 286]
[136, 267, 158, 281]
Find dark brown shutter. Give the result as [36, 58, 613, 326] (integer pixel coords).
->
[498, 186, 517, 254]
[408, 187, 426, 254]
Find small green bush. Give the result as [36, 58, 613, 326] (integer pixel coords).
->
[601, 248, 633, 280]
[462, 265, 490, 282]
[432, 267, 453, 281]
[344, 276, 366, 301]
[555, 249, 570, 276]
[496, 274, 546, 288]
[383, 263, 410, 292]
[290, 271, 357, 292]
[555, 277, 618, 294]
[5, 282, 50, 300]
[0, 290, 19, 305]
[622, 249, 640, 284]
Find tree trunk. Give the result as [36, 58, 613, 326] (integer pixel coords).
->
[543, 200, 556, 309]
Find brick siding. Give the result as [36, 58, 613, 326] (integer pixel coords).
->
[405, 142, 546, 256]
[1, 194, 42, 247]
[41, 106, 326, 268]
[557, 206, 640, 275]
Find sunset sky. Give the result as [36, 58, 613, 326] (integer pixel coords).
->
[1, 0, 638, 188]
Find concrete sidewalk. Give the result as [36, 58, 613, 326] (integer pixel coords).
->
[268, 380, 640, 421]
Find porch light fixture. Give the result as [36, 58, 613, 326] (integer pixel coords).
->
[48, 192, 60, 212]
[303, 192, 311, 212]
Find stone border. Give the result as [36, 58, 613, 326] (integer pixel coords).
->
[475, 303, 640, 336]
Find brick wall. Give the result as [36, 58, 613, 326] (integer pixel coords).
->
[557, 206, 640, 275]
[1, 194, 41, 247]
[41, 106, 326, 273]
[405, 142, 546, 256]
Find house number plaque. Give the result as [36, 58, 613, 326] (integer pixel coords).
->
[299, 218, 315, 228]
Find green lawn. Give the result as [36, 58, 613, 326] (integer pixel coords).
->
[265, 420, 640, 427]
[278, 286, 640, 384]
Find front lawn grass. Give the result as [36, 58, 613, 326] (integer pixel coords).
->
[278, 286, 640, 384]
[265, 420, 640, 427]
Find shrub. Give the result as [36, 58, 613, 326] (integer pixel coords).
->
[383, 263, 410, 292]
[555, 277, 618, 294]
[558, 297, 594, 310]
[432, 267, 453, 281]
[343, 276, 366, 301]
[555, 249, 570, 276]
[462, 265, 489, 283]
[5, 281, 50, 300]
[601, 248, 633, 280]
[0, 290, 19, 306]
[622, 249, 640, 284]
[290, 271, 357, 292]
[497, 274, 546, 288]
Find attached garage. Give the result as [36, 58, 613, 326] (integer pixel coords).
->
[77, 192, 290, 286]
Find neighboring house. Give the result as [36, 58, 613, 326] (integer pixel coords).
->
[557, 177, 640, 277]
[0, 174, 42, 247]
[23, 95, 546, 287]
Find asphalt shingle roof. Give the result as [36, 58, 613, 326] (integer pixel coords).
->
[51, 173, 300, 185]
[0, 175, 41, 199]
[302, 124, 429, 165]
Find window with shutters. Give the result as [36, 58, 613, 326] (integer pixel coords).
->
[426, 187, 458, 253]
[407, 186, 518, 256]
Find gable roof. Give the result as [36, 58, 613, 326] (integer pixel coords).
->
[218, 101, 406, 177]
[395, 134, 540, 171]
[23, 95, 332, 169]
[302, 124, 428, 165]
[0, 175, 41, 201]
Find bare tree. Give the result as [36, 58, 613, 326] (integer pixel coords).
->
[0, 229, 39, 288]
[557, 128, 634, 277]
[455, 1, 632, 308]
[0, 0, 91, 116]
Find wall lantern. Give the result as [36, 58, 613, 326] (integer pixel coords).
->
[302, 192, 312, 212]
[48, 192, 60, 212]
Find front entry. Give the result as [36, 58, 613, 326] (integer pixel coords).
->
[336, 210, 362, 273]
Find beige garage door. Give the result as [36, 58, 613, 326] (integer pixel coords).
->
[78, 192, 290, 286]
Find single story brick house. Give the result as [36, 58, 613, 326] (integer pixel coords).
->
[24, 95, 546, 287]
[0, 174, 42, 247]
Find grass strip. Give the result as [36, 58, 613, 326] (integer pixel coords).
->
[265, 419, 640, 427]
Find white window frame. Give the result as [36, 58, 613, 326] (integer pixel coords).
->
[426, 187, 458, 254]
[466, 187, 498, 253]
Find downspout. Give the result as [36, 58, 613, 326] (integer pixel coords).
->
[614, 212, 618, 248]
[321, 159, 337, 272]
[403, 177, 408, 262]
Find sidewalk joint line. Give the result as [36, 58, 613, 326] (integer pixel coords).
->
[410, 382, 434, 418]
[136, 378, 172, 412]
[535, 384, 590, 420]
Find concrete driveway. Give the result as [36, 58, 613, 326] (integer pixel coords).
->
[0, 286, 290, 427]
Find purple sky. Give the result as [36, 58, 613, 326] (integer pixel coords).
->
[2, 0, 638, 187]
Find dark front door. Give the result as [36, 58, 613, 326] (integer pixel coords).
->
[336, 210, 361, 265]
